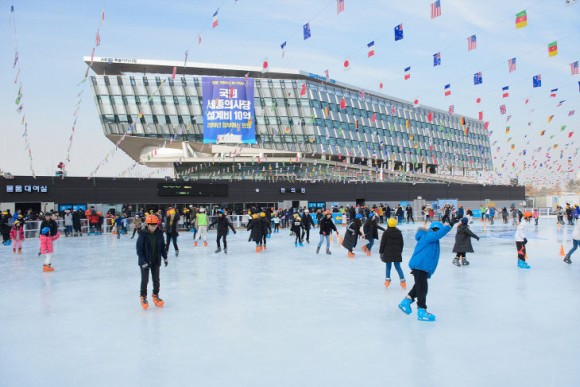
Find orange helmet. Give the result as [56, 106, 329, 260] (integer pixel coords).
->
[324, 210, 331, 215]
[145, 214, 159, 224]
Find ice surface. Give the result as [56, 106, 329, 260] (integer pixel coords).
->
[1, 220, 579, 387]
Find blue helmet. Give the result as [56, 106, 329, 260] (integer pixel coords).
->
[41, 227, 51, 235]
[429, 222, 443, 230]
[355, 214, 363, 219]
[461, 217, 468, 224]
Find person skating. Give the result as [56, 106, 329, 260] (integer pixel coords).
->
[259, 212, 272, 249]
[452, 218, 480, 267]
[247, 213, 264, 252]
[342, 214, 364, 258]
[38, 212, 59, 256]
[64, 210, 73, 237]
[563, 214, 579, 264]
[405, 204, 415, 224]
[362, 213, 385, 256]
[164, 208, 180, 256]
[113, 213, 125, 239]
[272, 214, 281, 233]
[316, 210, 339, 254]
[193, 208, 209, 247]
[72, 209, 82, 236]
[1, 211, 13, 245]
[40, 226, 60, 272]
[208, 210, 236, 254]
[137, 214, 168, 310]
[379, 218, 405, 288]
[291, 215, 304, 247]
[515, 215, 531, 269]
[301, 209, 315, 243]
[533, 208, 539, 226]
[131, 215, 142, 239]
[10, 220, 25, 254]
[398, 219, 457, 322]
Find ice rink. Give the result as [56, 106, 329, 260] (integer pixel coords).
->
[1, 219, 579, 387]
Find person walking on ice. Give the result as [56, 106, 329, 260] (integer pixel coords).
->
[451, 218, 479, 267]
[398, 219, 457, 322]
[379, 218, 405, 289]
[137, 214, 168, 310]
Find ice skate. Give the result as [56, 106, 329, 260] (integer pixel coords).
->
[42, 264, 54, 272]
[517, 260, 531, 269]
[452, 257, 461, 267]
[215, 247, 222, 253]
[326, 249, 332, 255]
[400, 279, 407, 289]
[384, 278, 391, 288]
[298, 242, 303, 247]
[362, 245, 369, 254]
[417, 308, 436, 322]
[203, 241, 208, 247]
[175, 250, 179, 257]
[224, 248, 227, 254]
[461, 258, 470, 266]
[152, 294, 164, 308]
[316, 246, 320, 254]
[256, 245, 262, 253]
[140, 296, 148, 310]
[563, 254, 572, 264]
[365, 250, 371, 256]
[295, 242, 298, 247]
[194, 241, 198, 247]
[18, 248, 22, 255]
[347, 251, 355, 258]
[12, 248, 16, 254]
[398, 297, 412, 315]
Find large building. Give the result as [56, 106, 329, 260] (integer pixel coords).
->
[86, 57, 493, 183]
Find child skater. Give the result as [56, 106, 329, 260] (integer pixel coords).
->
[291, 215, 304, 247]
[247, 213, 264, 252]
[563, 213, 579, 264]
[452, 218, 480, 267]
[208, 210, 236, 254]
[362, 213, 385, 256]
[316, 210, 339, 254]
[40, 226, 60, 272]
[515, 214, 531, 269]
[398, 219, 457, 322]
[137, 214, 168, 310]
[379, 218, 405, 289]
[10, 220, 25, 254]
[272, 214, 281, 233]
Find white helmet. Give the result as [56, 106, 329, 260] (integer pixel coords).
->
[199, 207, 206, 213]
[304, 209, 309, 213]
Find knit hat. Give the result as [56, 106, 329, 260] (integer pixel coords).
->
[387, 218, 397, 227]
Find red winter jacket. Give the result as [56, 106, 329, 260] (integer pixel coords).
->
[40, 232, 60, 254]
[10, 227, 24, 241]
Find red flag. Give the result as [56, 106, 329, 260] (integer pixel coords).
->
[484, 122, 490, 129]
[478, 111, 483, 120]
[262, 59, 269, 72]
[379, 82, 384, 89]
[300, 83, 307, 96]
[171, 66, 177, 80]
[569, 132, 574, 138]
[476, 97, 481, 104]
[427, 112, 433, 122]
[96, 30, 101, 46]
[340, 98, 346, 109]
[343, 59, 350, 70]
[371, 113, 376, 122]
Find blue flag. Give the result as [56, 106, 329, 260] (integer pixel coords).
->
[281, 41, 287, 50]
[533, 75, 541, 88]
[473, 72, 482, 85]
[433, 52, 441, 66]
[394, 24, 403, 41]
[303, 23, 311, 40]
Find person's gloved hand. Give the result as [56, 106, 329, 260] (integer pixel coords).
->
[523, 238, 528, 245]
[449, 218, 458, 227]
[141, 263, 149, 270]
[476, 237, 480, 241]
[164, 259, 168, 267]
[233, 231, 237, 235]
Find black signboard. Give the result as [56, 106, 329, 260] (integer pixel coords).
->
[157, 183, 228, 197]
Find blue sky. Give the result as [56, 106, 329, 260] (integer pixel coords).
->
[1, 0, 578, 186]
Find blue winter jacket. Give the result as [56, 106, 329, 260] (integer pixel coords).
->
[408, 225, 452, 277]
[136, 229, 167, 267]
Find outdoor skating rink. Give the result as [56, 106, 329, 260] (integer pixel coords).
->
[1, 220, 579, 387]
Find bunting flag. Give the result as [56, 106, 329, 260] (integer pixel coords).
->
[324, 69, 329, 82]
[508, 57, 517, 73]
[502, 86, 509, 98]
[448, 105, 455, 115]
[343, 59, 350, 70]
[431, 1, 442, 19]
[394, 24, 403, 41]
[444, 84, 451, 96]
[550, 88, 558, 97]
[101, 9, 105, 25]
[473, 72, 482, 85]
[300, 83, 307, 96]
[515, 10, 527, 28]
[548, 41, 558, 57]
[572, 61, 579, 75]
[460, 117, 466, 126]
[404, 66, 411, 80]
[467, 34, 477, 51]
[261, 59, 269, 72]
[533, 74, 542, 87]
[280, 41, 287, 58]
[500, 105, 507, 115]
[96, 30, 101, 46]
[506, 126, 510, 134]
[478, 112, 483, 120]
[433, 52, 441, 66]
[337, 0, 345, 14]
[367, 41, 375, 57]
[548, 115, 554, 123]
[476, 97, 481, 104]
[171, 66, 177, 80]
[198, 34, 202, 45]
[427, 112, 433, 122]
[212, 9, 219, 28]
[303, 23, 311, 40]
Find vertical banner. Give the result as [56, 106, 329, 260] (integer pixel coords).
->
[202, 77, 255, 144]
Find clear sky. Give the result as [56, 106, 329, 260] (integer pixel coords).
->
[1, 0, 578, 186]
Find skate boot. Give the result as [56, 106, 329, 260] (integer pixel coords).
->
[400, 279, 407, 289]
[384, 278, 391, 288]
[42, 264, 54, 272]
[306, 239, 309, 244]
[316, 247, 320, 254]
[256, 245, 262, 253]
[563, 254, 572, 264]
[298, 241, 304, 247]
[417, 308, 436, 322]
[398, 297, 412, 315]
[194, 241, 198, 247]
[461, 258, 470, 266]
[12, 248, 16, 254]
[175, 250, 179, 257]
[140, 296, 148, 310]
[224, 248, 227, 254]
[517, 260, 531, 269]
[366, 249, 371, 257]
[263, 245, 267, 250]
[326, 249, 332, 255]
[18, 248, 22, 255]
[215, 247, 222, 253]
[347, 251, 355, 258]
[295, 242, 298, 247]
[362, 245, 369, 254]
[152, 294, 164, 308]
[452, 257, 461, 267]
[203, 241, 208, 247]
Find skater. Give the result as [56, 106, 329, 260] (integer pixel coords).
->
[451, 218, 480, 267]
[501, 207, 509, 224]
[131, 215, 142, 239]
[301, 209, 315, 243]
[247, 213, 264, 252]
[137, 214, 168, 310]
[164, 208, 180, 256]
[533, 208, 539, 226]
[72, 209, 82, 236]
[208, 210, 236, 254]
[272, 214, 281, 233]
[515, 214, 531, 269]
[193, 208, 208, 247]
[398, 218, 457, 322]
[113, 213, 125, 239]
[260, 212, 272, 249]
[563, 214, 579, 264]
[379, 218, 405, 289]
[64, 210, 73, 237]
[405, 204, 415, 224]
[10, 220, 25, 254]
[291, 214, 304, 247]
[316, 210, 339, 254]
[362, 213, 385, 256]
[1, 211, 12, 245]
[40, 226, 60, 272]
[342, 214, 364, 258]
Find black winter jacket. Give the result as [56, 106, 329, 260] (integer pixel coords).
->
[137, 229, 167, 267]
[209, 215, 236, 236]
[318, 217, 338, 235]
[379, 227, 404, 263]
[452, 223, 479, 253]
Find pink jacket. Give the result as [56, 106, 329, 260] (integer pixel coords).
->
[10, 227, 25, 241]
[40, 232, 60, 254]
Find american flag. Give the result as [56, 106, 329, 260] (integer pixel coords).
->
[337, 0, 345, 15]
[448, 105, 454, 115]
[508, 58, 517, 73]
[431, 0, 442, 19]
[467, 35, 477, 51]
[571, 61, 579, 75]
[500, 104, 506, 115]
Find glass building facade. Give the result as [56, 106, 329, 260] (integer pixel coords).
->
[88, 57, 492, 183]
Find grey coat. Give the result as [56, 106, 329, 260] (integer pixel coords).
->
[452, 223, 479, 253]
